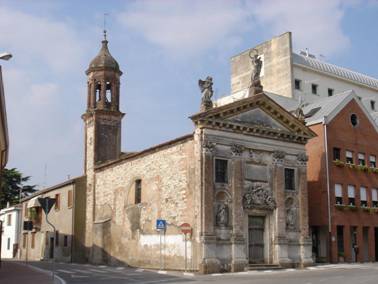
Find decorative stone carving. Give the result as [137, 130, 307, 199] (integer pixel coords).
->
[243, 182, 276, 210]
[248, 49, 263, 96]
[215, 203, 229, 227]
[285, 197, 298, 231]
[231, 144, 244, 156]
[272, 150, 286, 164]
[297, 152, 308, 163]
[294, 97, 306, 123]
[202, 140, 216, 154]
[249, 150, 264, 164]
[199, 76, 214, 112]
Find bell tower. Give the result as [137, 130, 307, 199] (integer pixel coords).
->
[82, 31, 124, 171]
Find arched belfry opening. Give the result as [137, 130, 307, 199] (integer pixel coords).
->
[82, 32, 125, 167]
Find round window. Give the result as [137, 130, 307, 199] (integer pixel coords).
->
[350, 114, 358, 127]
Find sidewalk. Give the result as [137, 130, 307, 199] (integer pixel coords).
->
[0, 260, 55, 284]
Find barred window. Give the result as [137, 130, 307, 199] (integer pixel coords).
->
[215, 159, 228, 183]
[284, 168, 295, 190]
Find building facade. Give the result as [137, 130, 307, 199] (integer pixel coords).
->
[304, 93, 378, 263]
[0, 205, 21, 258]
[83, 36, 316, 273]
[18, 177, 86, 263]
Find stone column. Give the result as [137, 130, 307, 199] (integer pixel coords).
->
[272, 151, 290, 266]
[297, 153, 313, 267]
[230, 144, 247, 272]
[199, 140, 220, 274]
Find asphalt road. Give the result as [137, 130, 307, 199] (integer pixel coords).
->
[26, 262, 378, 284]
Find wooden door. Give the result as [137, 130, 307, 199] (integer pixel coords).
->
[248, 216, 265, 264]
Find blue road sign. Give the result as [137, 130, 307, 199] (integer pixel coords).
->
[156, 219, 166, 230]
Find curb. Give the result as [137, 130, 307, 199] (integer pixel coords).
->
[16, 262, 66, 284]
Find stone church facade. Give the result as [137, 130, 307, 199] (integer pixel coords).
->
[82, 36, 315, 273]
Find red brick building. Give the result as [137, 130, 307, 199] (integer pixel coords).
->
[305, 91, 378, 263]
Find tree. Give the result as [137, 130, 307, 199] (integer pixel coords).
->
[0, 168, 37, 209]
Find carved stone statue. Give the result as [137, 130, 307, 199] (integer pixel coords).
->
[294, 96, 305, 123]
[285, 197, 298, 231]
[243, 183, 276, 210]
[248, 50, 263, 96]
[202, 140, 216, 154]
[216, 203, 229, 227]
[231, 144, 244, 156]
[198, 76, 214, 112]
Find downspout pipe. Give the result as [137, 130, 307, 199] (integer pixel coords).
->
[323, 117, 332, 262]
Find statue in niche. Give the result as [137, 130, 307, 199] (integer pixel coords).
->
[285, 198, 298, 231]
[243, 183, 276, 210]
[198, 76, 214, 111]
[216, 203, 229, 227]
[248, 49, 263, 96]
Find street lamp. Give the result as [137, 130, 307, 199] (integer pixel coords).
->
[0, 53, 12, 61]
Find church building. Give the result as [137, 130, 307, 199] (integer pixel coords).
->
[82, 34, 316, 273]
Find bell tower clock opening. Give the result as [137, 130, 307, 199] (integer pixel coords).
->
[82, 32, 124, 171]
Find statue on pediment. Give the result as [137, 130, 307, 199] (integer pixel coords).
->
[199, 76, 214, 111]
[248, 49, 263, 96]
[243, 182, 276, 210]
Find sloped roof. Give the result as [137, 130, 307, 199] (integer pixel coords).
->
[302, 90, 353, 125]
[293, 53, 378, 90]
[86, 39, 121, 75]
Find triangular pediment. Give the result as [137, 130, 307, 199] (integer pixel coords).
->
[190, 93, 316, 144]
[225, 108, 288, 131]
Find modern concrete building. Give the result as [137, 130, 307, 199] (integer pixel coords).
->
[0, 205, 21, 258]
[18, 176, 86, 263]
[225, 32, 378, 114]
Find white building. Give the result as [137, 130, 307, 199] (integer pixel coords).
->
[223, 32, 378, 121]
[0, 205, 21, 259]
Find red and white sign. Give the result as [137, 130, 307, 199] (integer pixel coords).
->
[180, 223, 192, 235]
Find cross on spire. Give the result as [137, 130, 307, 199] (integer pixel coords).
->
[103, 13, 109, 40]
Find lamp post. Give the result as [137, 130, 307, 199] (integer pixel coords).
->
[0, 52, 12, 269]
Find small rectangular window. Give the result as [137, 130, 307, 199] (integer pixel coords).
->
[346, 151, 354, 164]
[284, 168, 295, 190]
[215, 159, 228, 183]
[7, 238, 10, 250]
[31, 232, 35, 249]
[328, 88, 334, 97]
[333, 147, 341, 161]
[135, 179, 142, 204]
[294, 79, 301, 90]
[64, 235, 68, 247]
[371, 100, 376, 111]
[372, 189, 378, 207]
[67, 190, 73, 208]
[358, 153, 366, 166]
[370, 155, 376, 168]
[311, 84, 318, 95]
[360, 187, 367, 207]
[335, 184, 343, 205]
[55, 194, 60, 210]
[348, 185, 355, 206]
[55, 231, 59, 247]
[7, 214, 11, 226]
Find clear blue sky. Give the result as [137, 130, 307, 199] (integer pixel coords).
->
[1, 0, 377, 188]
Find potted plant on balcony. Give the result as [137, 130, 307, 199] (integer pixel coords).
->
[357, 164, 369, 172]
[333, 159, 345, 167]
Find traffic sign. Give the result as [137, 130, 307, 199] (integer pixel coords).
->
[156, 219, 166, 230]
[38, 197, 56, 214]
[180, 223, 192, 234]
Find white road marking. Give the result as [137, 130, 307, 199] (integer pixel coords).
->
[116, 267, 125, 270]
[263, 270, 273, 272]
[211, 273, 222, 276]
[136, 268, 144, 272]
[157, 270, 167, 274]
[88, 268, 107, 273]
[183, 272, 195, 276]
[285, 269, 295, 272]
[57, 269, 73, 274]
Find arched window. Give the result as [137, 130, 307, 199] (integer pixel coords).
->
[96, 83, 101, 102]
[106, 81, 111, 102]
[135, 179, 142, 204]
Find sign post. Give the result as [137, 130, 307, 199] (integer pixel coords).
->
[38, 197, 56, 282]
[156, 219, 166, 270]
[180, 223, 192, 272]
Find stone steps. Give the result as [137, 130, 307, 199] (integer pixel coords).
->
[247, 264, 282, 270]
